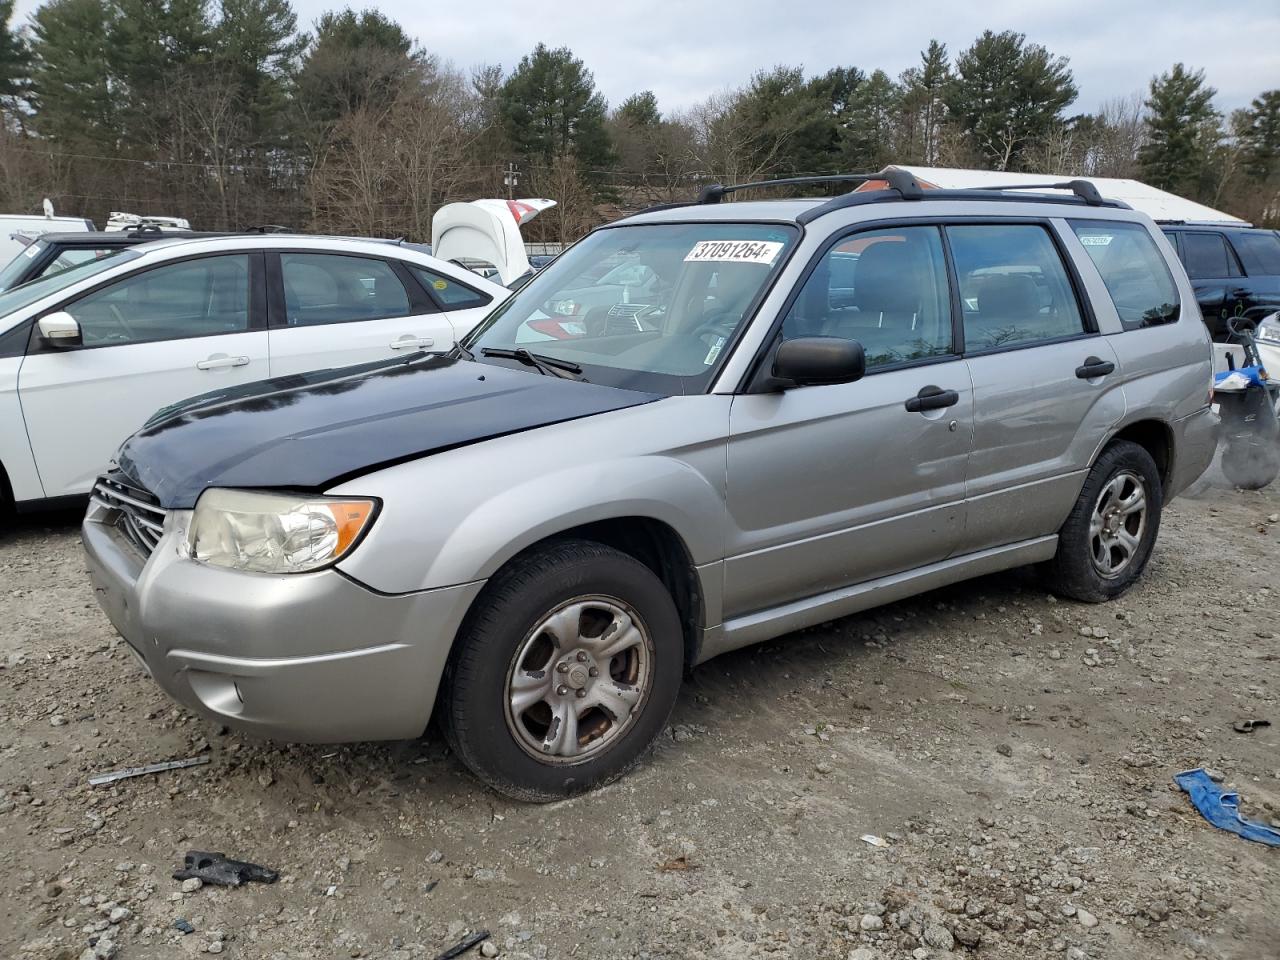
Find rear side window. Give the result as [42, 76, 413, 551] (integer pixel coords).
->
[280, 254, 411, 326]
[1070, 221, 1180, 330]
[1230, 231, 1280, 276]
[1182, 232, 1237, 279]
[947, 224, 1085, 351]
[409, 266, 491, 310]
[781, 225, 954, 370]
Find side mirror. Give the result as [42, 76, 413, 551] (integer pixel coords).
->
[772, 336, 866, 387]
[38, 311, 82, 347]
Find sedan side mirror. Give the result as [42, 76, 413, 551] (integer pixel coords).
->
[772, 336, 866, 387]
[38, 311, 82, 348]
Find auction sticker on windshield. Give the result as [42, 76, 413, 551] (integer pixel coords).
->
[685, 240, 784, 265]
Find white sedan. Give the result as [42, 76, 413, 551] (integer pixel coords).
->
[0, 235, 508, 508]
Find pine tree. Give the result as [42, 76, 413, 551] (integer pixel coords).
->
[1139, 64, 1219, 196]
[28, 0, 119, 147]
[946, 30, 1077, 171]
[0, 0, 29, 106]
[500, 44, 613, 174]
[1237, 90, 1279, 182]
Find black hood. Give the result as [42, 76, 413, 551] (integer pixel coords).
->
[117, 353, 660, 508]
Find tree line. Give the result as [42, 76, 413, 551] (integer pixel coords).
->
[0, 0, 1276, 244]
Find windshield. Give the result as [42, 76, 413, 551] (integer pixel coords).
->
[0, 239, 48, 291]
[466, 222, 799, 394]
[0, 249, 140, 317]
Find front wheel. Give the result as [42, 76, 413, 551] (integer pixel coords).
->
[439, 539, 684, 801]
[1046, 440, 1163, 602]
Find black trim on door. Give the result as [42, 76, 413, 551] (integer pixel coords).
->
[398, 262, 493, 312]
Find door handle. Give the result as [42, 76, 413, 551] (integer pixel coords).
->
[196, 355, 250, 370]
[905, 385, 960, 412]
[390, 336, 434, 350]
[1075, 356, 1115, 379]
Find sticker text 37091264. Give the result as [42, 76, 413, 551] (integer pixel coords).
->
[684, 240, 784, 265]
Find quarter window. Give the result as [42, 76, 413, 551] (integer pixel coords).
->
[280, 253, 411, 326]
[409, 266, 491, 310]
[1181, 232, 1236, 279]
[1070, 220, 1180, 330]
[782, 226, 954, 370]
[64, 255, 250, 347]
[947, 224, 1085, 351]
[1230, 231, 1280, 276]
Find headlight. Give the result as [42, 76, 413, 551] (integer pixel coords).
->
[1257, 314, 1280, 344]
[189, 489, 377, 573]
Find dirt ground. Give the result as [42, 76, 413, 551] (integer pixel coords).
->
[1, 467, 1277, 960]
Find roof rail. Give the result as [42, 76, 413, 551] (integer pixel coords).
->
[696, 167, 924, 205]
[967, 179, 1106, 206]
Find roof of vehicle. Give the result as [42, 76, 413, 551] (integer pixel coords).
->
[20, 230, 224, 245]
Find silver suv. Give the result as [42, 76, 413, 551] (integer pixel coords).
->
[83, 170, 1217, 800]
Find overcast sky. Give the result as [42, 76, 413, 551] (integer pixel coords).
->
[13, 0, 1280, 115]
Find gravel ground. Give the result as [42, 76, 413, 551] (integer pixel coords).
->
[1, 470, 1278, 960]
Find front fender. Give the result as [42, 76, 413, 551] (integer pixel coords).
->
[331, 396, 732, 594]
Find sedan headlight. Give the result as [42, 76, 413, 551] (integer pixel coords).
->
[189, 489, 377, 573]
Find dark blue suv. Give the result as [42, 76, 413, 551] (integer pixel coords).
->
[1160, 225, 1280, 340]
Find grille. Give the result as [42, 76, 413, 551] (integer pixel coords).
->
[91, 474, 167, 557]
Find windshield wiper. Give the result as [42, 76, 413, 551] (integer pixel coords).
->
[480, 347, 587, 381]
[451, 341, 475, 361]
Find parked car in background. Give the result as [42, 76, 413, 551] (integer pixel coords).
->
[0, 227, 224, 293]
[1160, 224, 1280, 340]
[83, 171, 1215, 800]
[0, 234, 507, 509]
[1, 210, 96, 264]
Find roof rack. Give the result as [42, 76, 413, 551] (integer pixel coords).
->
[967, 179, 1106, 206]
[696, 167, 924, 204]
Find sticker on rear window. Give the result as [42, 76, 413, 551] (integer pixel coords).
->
[685, 240, 784, 265]
[1079, 234, 1113, 247]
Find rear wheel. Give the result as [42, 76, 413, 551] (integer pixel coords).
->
[439, 539, 683, 801]
[1046, 440, 1162, 602]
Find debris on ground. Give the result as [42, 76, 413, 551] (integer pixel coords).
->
[431, 929, 490, 960]
[1233, 718, 1271, 734]
[657, 855, 698, 871]
[1174, 768, 1280, 846]
[172, 851, 279, 887]
[87, 755, 210, 786]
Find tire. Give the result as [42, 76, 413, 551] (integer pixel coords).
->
[1220, 432, 1280, 490]
[1045, 440, 1163, 603]
[439, 538, 683, 801]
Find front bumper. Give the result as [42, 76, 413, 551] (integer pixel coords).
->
[82, 510, 484, 743]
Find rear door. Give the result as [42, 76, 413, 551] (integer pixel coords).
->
[1177, 230, 1244, 340]
[17, 253, 269, 497]
[266, 251, 459, 377]
[949, 221, 1125, 554]
[1225, 230, 1280, 326]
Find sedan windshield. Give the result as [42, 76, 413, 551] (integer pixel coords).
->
[466, 222, 798, 394]
[0, 249, 140, 317]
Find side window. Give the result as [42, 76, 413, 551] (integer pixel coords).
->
[1230, 231, 1280, 276]
[280, 254, 411, 326]
[408, 266, 491, 310]
[64, 255, 250, 347]
[1182, 232, 1235, 279]
[947, 224, 1085, 351]
[782, 226, 953, 370]
[1069, 220, 1180, 330]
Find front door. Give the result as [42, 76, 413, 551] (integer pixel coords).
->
[17, 253, 269, 497]
[723, 225, 972, 619]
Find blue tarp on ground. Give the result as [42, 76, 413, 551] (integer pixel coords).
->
[1174, 768, 1280, 847]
